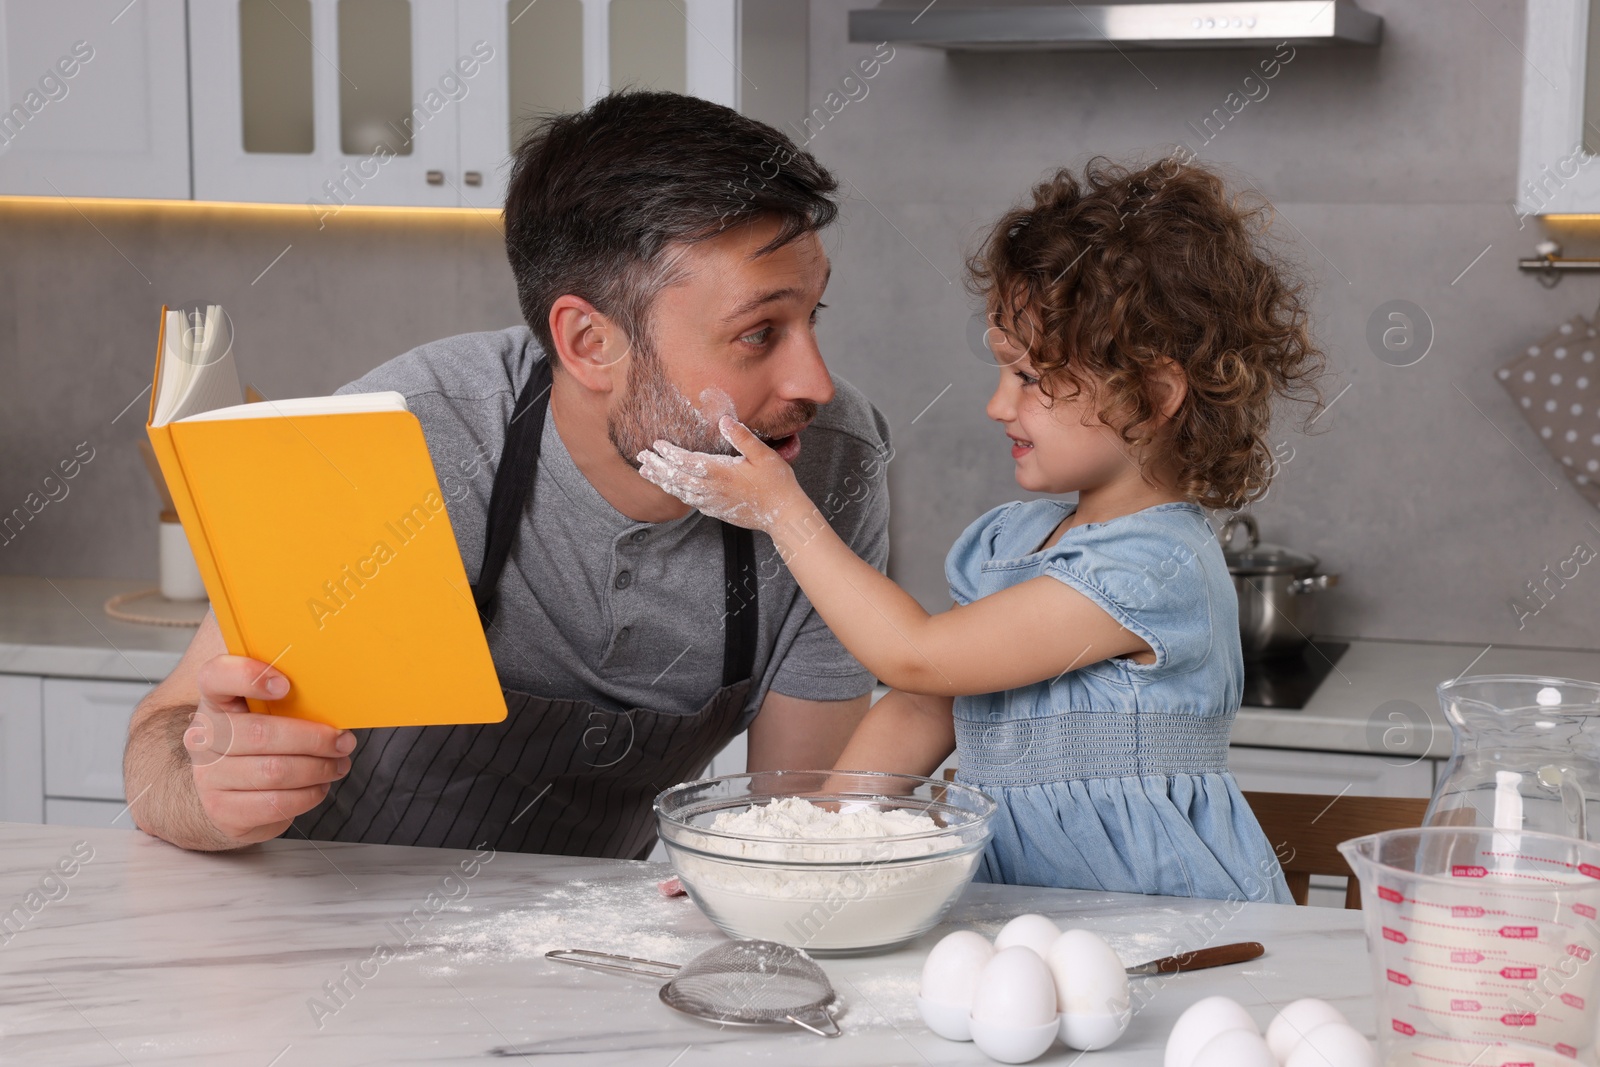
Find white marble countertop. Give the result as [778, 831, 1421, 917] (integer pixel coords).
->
[0, 820, 1370, 1066]
[1230, 636, 1600, 758]
[0, 576, 192, 682]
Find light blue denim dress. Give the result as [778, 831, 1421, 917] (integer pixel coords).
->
[946, 499, 1293, 904]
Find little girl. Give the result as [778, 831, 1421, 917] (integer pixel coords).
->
[639, 156, 1322, 904]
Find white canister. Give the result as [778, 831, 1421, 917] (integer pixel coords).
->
[158, 519, 208, 601]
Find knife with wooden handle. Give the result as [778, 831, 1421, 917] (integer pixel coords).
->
[1125, 941, 1265, 976]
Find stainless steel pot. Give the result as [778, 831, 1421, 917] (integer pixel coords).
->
[1218, 514, 1339, 661]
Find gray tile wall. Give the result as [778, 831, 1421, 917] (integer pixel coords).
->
[0, 205, 522, 585]
[804, 0, 1600, 652]
[2, 0, 1597, 654]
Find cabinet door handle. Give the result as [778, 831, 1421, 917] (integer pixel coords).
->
[464, 171, 483, 186]
[426, 170, 444, 185]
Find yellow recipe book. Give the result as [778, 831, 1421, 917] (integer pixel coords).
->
[144, 306, 507, 729]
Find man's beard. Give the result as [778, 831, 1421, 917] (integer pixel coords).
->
[609, 342, 817, 470]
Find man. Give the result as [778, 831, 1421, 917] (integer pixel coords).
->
[123, 91, 892, 857]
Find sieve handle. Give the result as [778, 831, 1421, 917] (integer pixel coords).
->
[787, 1007, 842, 1038]
[545, 948, 681, 979]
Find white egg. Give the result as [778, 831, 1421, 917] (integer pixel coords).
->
[995, 913, 1062, 959]
[916, 995, 973, 1043]
[1164, 996, 1260, 1067]
[919, 930, 995, 1006]
[917, 930, 994, 1041]
[969, 1016, 1059, 1064]
[1046, 929, 1131, 1051]
[1191, 1028, 1277, 1067]
[971, 946, 1059, 1027]
[1046, 929, 1130, 1015]
[1284, 1022, 1378, 1067]
[1266, 998, 1348, 1063]
[1059, 1008, 1131, 1051]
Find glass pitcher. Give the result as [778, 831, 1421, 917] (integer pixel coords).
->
[1426, 674, 1600, 841]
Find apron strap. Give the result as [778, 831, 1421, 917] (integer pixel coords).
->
[472, 355, 552, 628]
[471, 354, 759, 683]
[721, 519, 757, 686]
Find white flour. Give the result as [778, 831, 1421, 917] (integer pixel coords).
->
[837, 970, 924, 1026]
[709, 796, 940, 846]
[416, 875, 711, 969]
[642, 381, 790, 526]
[697, 385, 737, 426]
[666, 381, 737, 441]
[402, 870, 930, 1034]
[636, 444, 778, 528]
[669, 798, 980, 953]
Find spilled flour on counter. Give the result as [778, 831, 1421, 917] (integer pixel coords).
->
[836, 969, 924, 1026]
[398, 862, 942, 1034]
[412, 872, 715, 972]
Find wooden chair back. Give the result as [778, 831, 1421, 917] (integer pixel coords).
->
[1243, 791, 1430, 908]
[939, 772, 1425, 909]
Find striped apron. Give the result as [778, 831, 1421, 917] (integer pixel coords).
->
[293, 357, 757, 859]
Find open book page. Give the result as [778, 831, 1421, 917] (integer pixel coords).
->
[178, 391, 409, 423]
[152, 305, 245, 426]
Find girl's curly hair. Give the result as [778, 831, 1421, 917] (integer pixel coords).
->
[966, 156, 1324, 512]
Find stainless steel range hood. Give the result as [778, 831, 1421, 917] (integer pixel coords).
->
[848, 1, 1383, 51]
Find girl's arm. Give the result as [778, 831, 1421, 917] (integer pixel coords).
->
[834, 689, 956, 777]
[638, 420, 1152, 696]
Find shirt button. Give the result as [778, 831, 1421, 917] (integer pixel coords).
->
[617, 626, 631, 642]
[631, 530, 648, 544]
[614, 570, 632, 590]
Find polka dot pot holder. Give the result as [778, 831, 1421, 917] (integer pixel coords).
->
[1498, 315, 1600, 508]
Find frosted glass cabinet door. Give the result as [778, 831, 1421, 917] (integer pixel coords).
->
[1517, 1, 1600, 216]
[191, 0, 463, 207]
[0, 0, 190, 199]
[455, 0, 585, 213]
[457, 0, 803, 213]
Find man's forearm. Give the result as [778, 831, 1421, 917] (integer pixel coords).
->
[123, 701, 240, 851]
[746, 691, 870, 772]
[833, 689, 955, 778]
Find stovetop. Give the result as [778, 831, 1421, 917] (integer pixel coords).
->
[1241, 640, 1350, 710]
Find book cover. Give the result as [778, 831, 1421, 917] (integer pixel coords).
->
[144, 308, 508, 729]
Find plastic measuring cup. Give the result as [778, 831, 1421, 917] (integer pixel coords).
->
[1340, 827, 1600, 1066]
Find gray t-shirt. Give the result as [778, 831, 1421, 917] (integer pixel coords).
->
[335, 326, 891, 726]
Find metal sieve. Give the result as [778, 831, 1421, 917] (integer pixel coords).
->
[544, 940, 841, 1037]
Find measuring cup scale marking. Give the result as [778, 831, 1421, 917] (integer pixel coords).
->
[1377, 881, 1593, 1036]
[1383, 1035, 1584, 1067]
[1344, 830, 1600, 1066]
[1477, 853, 1600, 891]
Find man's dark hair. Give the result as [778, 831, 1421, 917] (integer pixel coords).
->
[503, 90, 840, 361]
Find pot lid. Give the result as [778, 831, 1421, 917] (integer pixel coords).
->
[1218, 514, 1320, 575]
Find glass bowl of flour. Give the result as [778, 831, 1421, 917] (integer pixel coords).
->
[655, 770, 996, 956]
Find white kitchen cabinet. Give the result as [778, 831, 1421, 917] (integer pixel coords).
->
[0, 674, 43, 823]
[45, 797, 135, 830]
[3, 0, 805, 206]
[190, 0, 464, 207]
[193, 0, 806, 210]
[1227, 744, 1436, 798]
[42, 677, 151, 802]
[0, 0, 190, 199]
[1516, 1, 1600, 217]
[457, 0, 808, 211]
